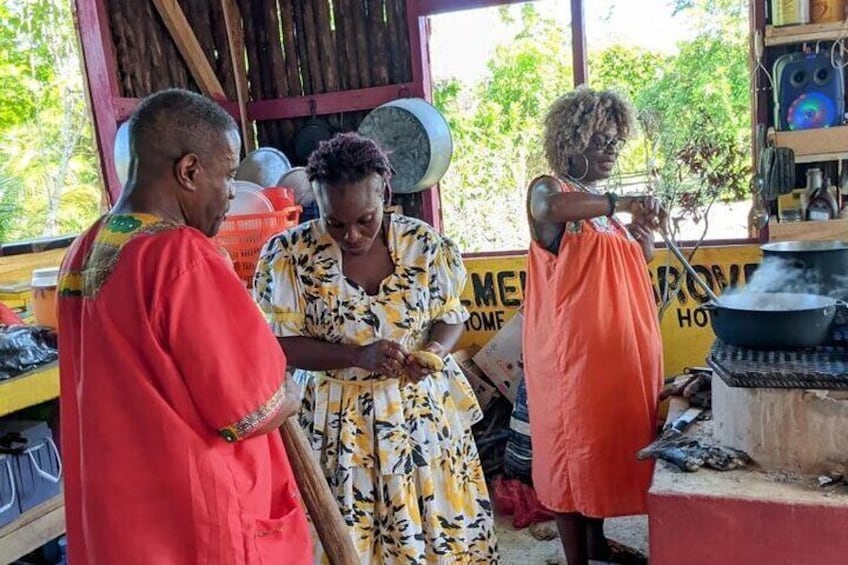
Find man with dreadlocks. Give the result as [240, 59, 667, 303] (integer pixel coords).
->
[254, 132, 498, 564]
[522, 87, 665, 565]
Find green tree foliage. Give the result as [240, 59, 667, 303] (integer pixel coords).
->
[435, 1, 750, 252]
[435, 4, 573, 251]
[0, 0, 102, 243]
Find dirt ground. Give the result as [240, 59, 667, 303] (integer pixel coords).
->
[495, 514, 649, 565]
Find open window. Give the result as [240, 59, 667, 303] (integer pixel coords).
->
[428, 0, 752, 252]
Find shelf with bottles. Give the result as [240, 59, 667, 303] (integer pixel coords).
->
[771, 124, 848, 163]
[769, 217, 848, 240]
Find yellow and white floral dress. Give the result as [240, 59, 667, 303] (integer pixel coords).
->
[254, 214, 498, 564]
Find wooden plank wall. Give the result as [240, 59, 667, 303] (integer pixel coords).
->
[105, 0, 414, 163]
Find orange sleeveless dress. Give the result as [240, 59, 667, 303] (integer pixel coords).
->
[522, 178, 663, 517]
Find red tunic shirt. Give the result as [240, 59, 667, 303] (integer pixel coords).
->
[57, 214, 311, 564]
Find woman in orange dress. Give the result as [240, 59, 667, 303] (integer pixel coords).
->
[523, 87, 664, 565]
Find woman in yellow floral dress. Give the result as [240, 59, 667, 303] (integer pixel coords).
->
[253, 133, 498, 564]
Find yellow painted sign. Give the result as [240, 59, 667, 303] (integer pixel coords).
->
[0, 243, 764, 378]
[459, 245, 763, 377]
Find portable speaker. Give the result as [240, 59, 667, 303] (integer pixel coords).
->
[773, 50, 845, 131]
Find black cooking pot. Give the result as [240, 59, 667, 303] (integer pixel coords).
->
[704, 292, 843, 349]
[760, 241, 848, 299]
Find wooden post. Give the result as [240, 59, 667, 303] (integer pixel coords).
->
[571, 0, 587, 87]
[151, 0, 226, 98]
[221, 0, 255, 153]
[73, 0, 122, 204]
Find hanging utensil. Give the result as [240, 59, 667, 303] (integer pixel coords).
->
[293, 100, 333, 163]
[236, 147, 292, 187]
[357, 97, 453, 193]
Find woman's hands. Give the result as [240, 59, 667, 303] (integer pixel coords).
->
[355, 339, 408, 377]
[402, 342, 447, 383]
[619, 195, 665, 263]
[354, 340, 446, 383]
[618, 195, 667, 231]
[627, 222, 655, 263]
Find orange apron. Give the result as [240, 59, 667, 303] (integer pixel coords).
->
[522, 178, 663, 517]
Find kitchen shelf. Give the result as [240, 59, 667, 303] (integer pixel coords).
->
[769, 218, 848, 241]
[0, 364, 60, 418]
[764, 21, 848, 46]
[772, 124, 848, 163]
[0, 495, 65, 564]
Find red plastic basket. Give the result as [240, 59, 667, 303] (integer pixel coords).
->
[214, 206, 302, 286]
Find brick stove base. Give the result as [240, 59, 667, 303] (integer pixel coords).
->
[649, 465, 848, 565]
[648, 400, 848, 565]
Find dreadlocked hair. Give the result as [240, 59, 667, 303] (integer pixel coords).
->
[544, 86, 635, 178]
[306, 132, 393, 186]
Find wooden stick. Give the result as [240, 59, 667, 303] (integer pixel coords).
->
[245, 0, 277, 144]
[293, 0, 314, 95]
[279, 418, 360, 565]
[151, 0, 226, 97]
[208, 0, 238, 99]
[339, 0, 362, 89]
[303, 0, 325, 93]
[366, 0, 389, 85]
[220, 0, 255, 153]
[263, 0, 290, 97]
[331, 0, 349, 90]
[351, 0, 372, 87]
[279, 0, 303, 97]
[313, 0, 340, 91]
[394, 0, 412, 82]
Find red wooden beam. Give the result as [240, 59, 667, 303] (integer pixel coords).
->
[114, 97, 241, 122]
[248, 83, 417, 121]
[571, 0, 587, 86]
[417, 0, 524, 16]
[73, 0, 122, 204]
[407, 0, 441, 231]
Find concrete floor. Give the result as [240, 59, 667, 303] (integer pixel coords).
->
[495, 514, 649, 565]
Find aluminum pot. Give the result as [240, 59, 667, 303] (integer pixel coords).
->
[113, 121, 130, 186]
[704, 292, 843, 349]
[760, 240, 848, 298]
[357, 97, 453, 193]
[236, 147, 292, 187]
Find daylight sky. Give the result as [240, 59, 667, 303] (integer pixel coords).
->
[429, 0, 699, 82]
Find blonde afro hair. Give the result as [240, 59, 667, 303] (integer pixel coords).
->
[544, 86, 635, 177]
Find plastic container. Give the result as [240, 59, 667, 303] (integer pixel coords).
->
[261, 186, 296, 211]
[771, 0, 810, 25]
[0, 454, 20, 528]
[0, 421, 62, 513]
[214, 207, 302, 286]
[230, 187, 274, 216]
[30, 267, 60, 329]
[811, 0, 845, 23]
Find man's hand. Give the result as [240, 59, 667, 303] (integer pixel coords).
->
[280, 374, 302, 420]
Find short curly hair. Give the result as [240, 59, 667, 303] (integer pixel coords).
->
[306, 132, 392, 186]
[544, 87, 635, 177]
